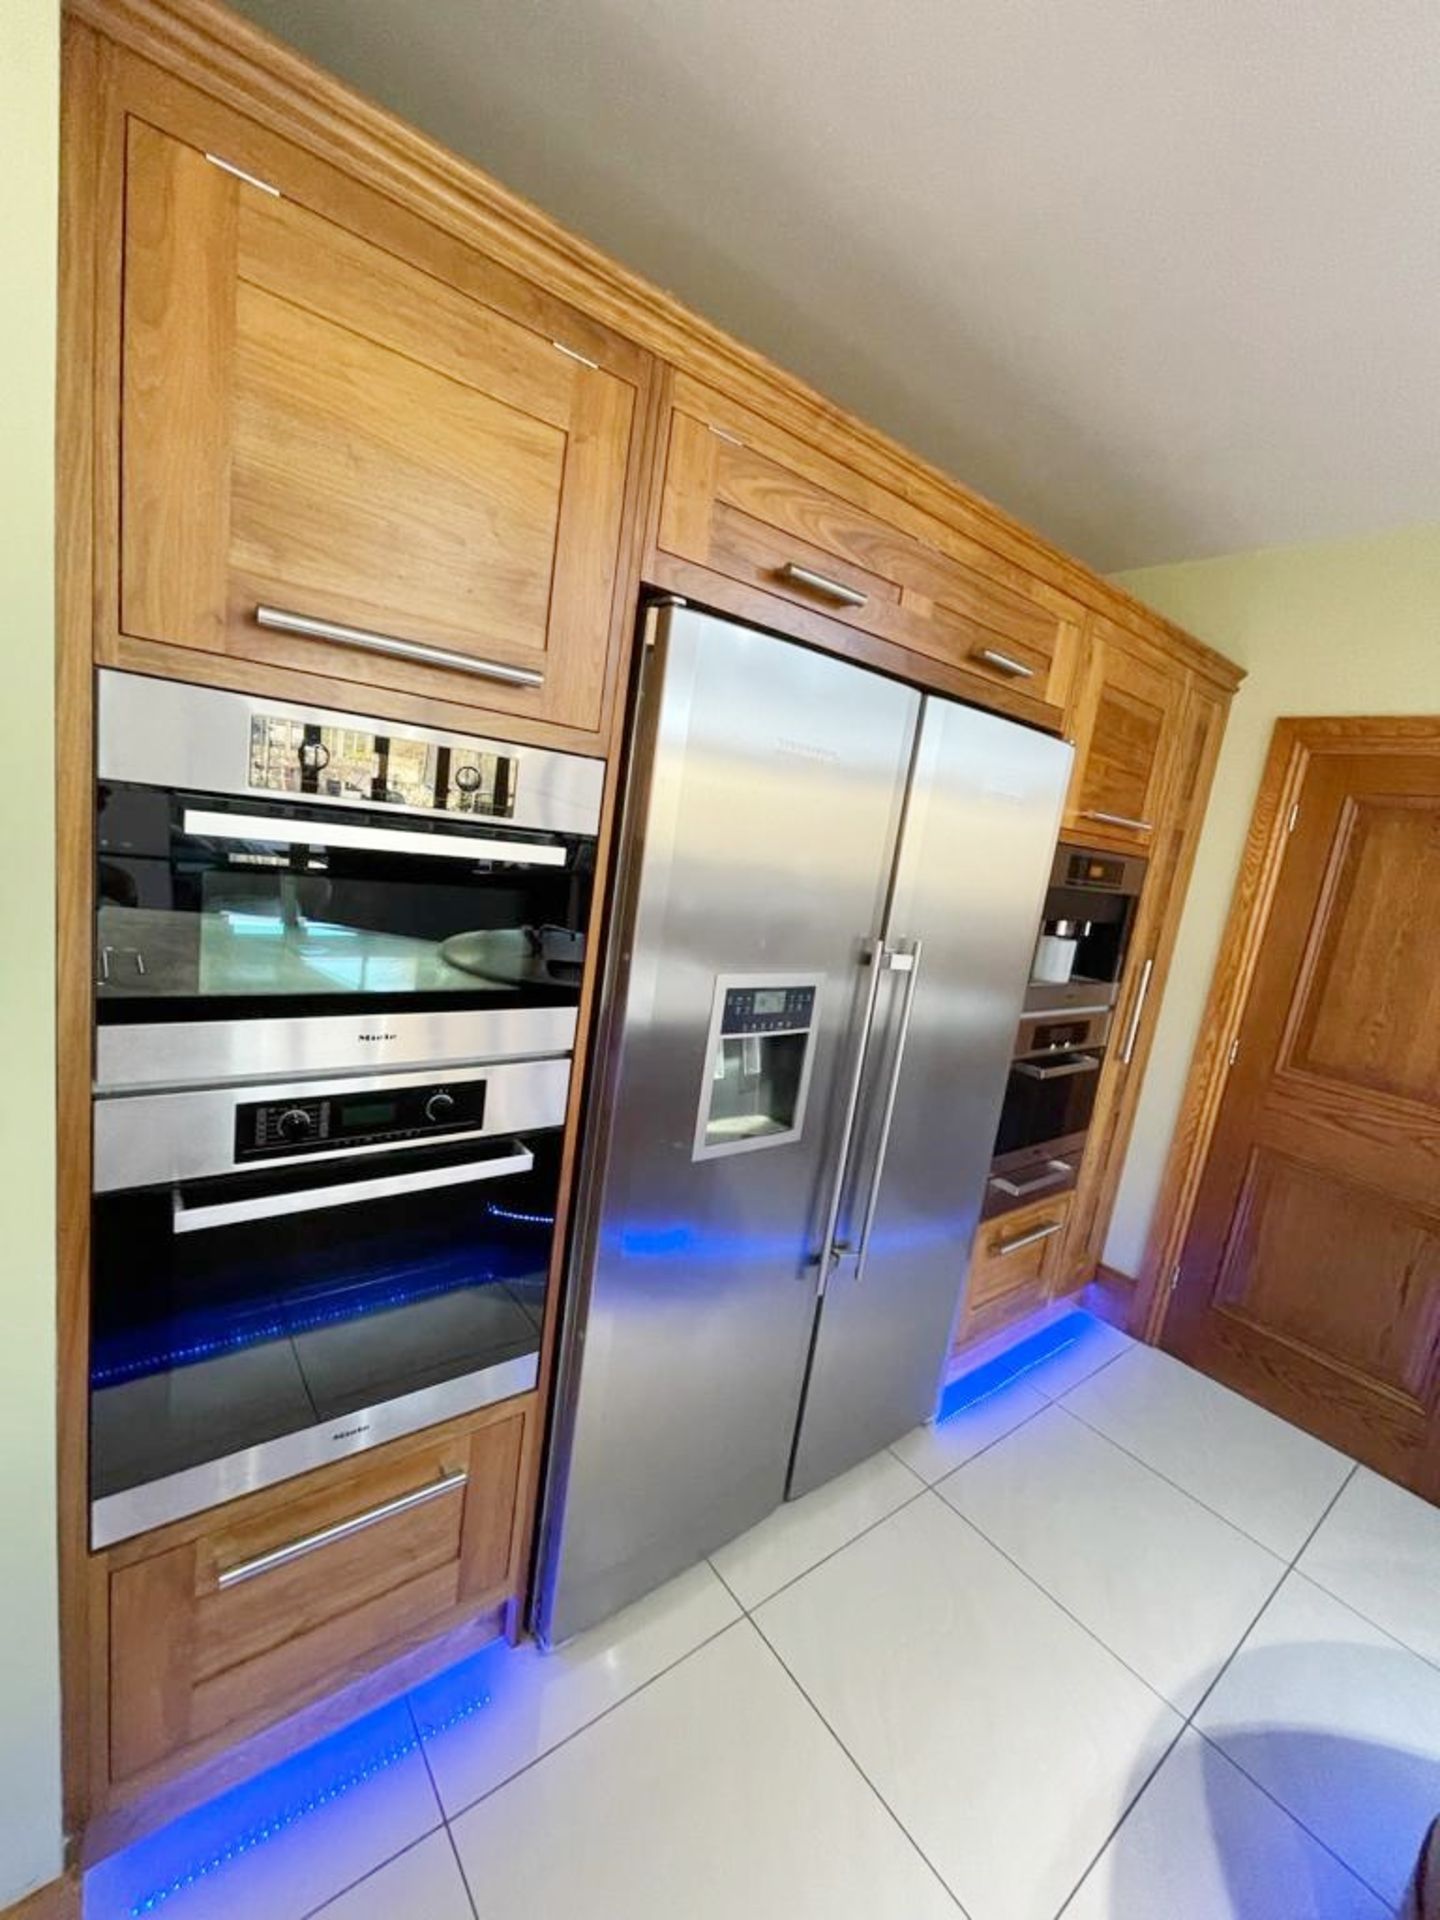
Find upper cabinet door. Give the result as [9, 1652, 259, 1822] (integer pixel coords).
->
[1063, 617, 1187, 852]
[119, 121, 644, 737]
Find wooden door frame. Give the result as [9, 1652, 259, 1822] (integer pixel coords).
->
[1134, 714, 1440, 1345]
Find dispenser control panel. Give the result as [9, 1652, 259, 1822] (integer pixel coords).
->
[694, 973, 822, 1161]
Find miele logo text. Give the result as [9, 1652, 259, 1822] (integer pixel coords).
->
[775, 737, 839, 764]
[357, 1032, 397, 1042]
[331, 1424, 371, 1442]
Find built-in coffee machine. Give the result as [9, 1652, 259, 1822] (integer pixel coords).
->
[984, 843, 1146, 1217]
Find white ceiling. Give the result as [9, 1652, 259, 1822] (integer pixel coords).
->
[233, 0, 1440, 570]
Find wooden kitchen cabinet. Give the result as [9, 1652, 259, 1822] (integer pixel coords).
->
[106, 78, 650, 744]
[1063, 616, 1188, 854]
[104, 1400, 530, 1794]
[652, 374, 1082, 722]
[956, 1194, 1075, 1349]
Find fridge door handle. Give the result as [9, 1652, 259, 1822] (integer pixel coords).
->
[852, 938, 925, 1284]
[813, 936, 886, 1291]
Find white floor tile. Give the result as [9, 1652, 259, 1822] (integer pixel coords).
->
[1061, 1343, 1352, 1557]
[84, 1700, 441, 1920]
[940, 1403, 1284, 1713]
[709, 1447, 921, 1609]
[1018, 1310, 1134, 1401]
[1064, 1728, 1389, 1919]
[1298, 1466, 1440, 1668]
[757, 1493, 1182, 1920]
[311, 1832, 474, 1920]
[411, 1561, 740, 1817]
[449, 1621, 958, 1920]
[1196, 1572, 1440, 1907]
[891, 1376, 1047, 1484]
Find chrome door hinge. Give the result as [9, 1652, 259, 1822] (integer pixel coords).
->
[552, 340, 600, 370]
[1287, 802, 1300, 834]
[204, 152, 281, 197]
[1227, 1037, 1240, 1067]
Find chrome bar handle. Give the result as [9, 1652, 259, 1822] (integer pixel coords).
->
[182, 808, 567, 868]
[971, 647, 1035, 680]
[1012, 1054, 1100, 1081]
[173, 1143, 535, 1234]
[255, 605, 544, 690]
[216, 1470, 468, 1589]
[776, 563, 868, 610]
[1121, 956, 1155, 1065]
[814, 937, 886, 1291]
[1081, 808, 1152, 833]
[994, 1220, 1065, 1257]
[989, 1159, 1074, 1199]
[853, 939, 924, 1284]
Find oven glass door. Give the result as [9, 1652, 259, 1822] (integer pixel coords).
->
[90, 1131, 559, 1525]
[994, 1050, 1104, 1159]
[96, 786, 593, 1022]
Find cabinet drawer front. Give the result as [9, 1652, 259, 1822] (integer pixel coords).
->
[968, 1196, 1074, 1310]
[119, 120, 639, 734]
[657, 397, 1072, 703]
[108, 1408, 526, 1784]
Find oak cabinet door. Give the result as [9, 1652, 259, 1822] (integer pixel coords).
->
[1064, 618, 1187, 853]
[120, 121, 640, 735]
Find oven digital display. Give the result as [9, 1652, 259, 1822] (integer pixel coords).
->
[340, 1099, 399, 1131]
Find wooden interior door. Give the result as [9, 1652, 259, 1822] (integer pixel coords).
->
[1166, 727, 1440, 1498]
[119, 119, 640, 734]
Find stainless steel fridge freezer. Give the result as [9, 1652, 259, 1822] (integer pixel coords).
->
[537, 602, 1071, 1644]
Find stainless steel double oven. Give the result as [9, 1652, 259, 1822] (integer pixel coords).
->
[89, 671, 602, 1547]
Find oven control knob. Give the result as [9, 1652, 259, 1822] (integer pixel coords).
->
[453, 764, 482, 793]
[276, 1107, 314, 1143]
[425, 1091, 456, 1125]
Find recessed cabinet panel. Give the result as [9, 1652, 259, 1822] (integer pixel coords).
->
[1064, 619, 1187, 852]
[120, 120, 638, 734]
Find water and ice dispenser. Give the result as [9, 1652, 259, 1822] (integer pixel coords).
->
[693, 976, 821, 1159]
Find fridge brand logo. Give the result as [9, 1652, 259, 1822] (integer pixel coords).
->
[357, 1031, 397, 1042]
[775, 737, 839, 765]
[330, 1423, 371, 1443]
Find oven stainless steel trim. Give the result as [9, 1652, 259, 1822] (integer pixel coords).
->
[90, 1353, 538, 1549]
[1012, 1052, 1101, 1081]
[94, 1056, 571, 1191]
[182, 807, 569, 868]
[95, 1005, 578, 1094]
[172, 1141, 536, 1233]
[97, 669, 604, 836]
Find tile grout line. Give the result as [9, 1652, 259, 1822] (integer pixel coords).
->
[744, 1613, 974, 1919]
[428, 1614, 746, 1830]
[404, 1690, 483, 1920]
[1048, 1718, 1191, 1920]
[295, 1826, 454, 1920]
[887, 1383, 1050, 1484]
[712, 1479, 933, 1615]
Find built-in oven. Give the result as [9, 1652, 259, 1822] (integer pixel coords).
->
[94, 670, 604, 1089]
[983, 841, 1146, 1217]
[90, 1057, 569, 1545]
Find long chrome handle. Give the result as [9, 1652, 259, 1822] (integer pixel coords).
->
[994, 1219, 1065, 1257]
[989, 1159, 1073, 1198]
[182, 808, 566, 869]
[1121, 956, 1155, 1065]
[1012, 1053, 1100, 1081]
[255, 605, 543, 690]
[972, 647, 1035, 680]
[814, 938, 886, 1290]
[776, 563, 868, 609]
[173, 1143, 535, 1234]
[853, 940, 924, 1283]
[1082, 808, 1152, 833]
[216, 1470, 468, 1589]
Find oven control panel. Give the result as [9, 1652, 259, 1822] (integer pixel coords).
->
[235, 1080, 487, 1160]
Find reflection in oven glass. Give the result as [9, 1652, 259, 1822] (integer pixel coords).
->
[89, 1136, 559, 1503]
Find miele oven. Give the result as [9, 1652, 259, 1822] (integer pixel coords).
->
[90, 1059, 568, 1545]
[94, 670, 604, 1088]
[985, 1006, 1110, 1216]
[88, 670, 603, 1545]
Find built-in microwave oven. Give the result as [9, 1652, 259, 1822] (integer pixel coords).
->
[93, 671, 604, 1089]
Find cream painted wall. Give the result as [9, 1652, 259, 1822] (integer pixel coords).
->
[1105, 523, 1440, 1278]
[0, 0, 64, 1902]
